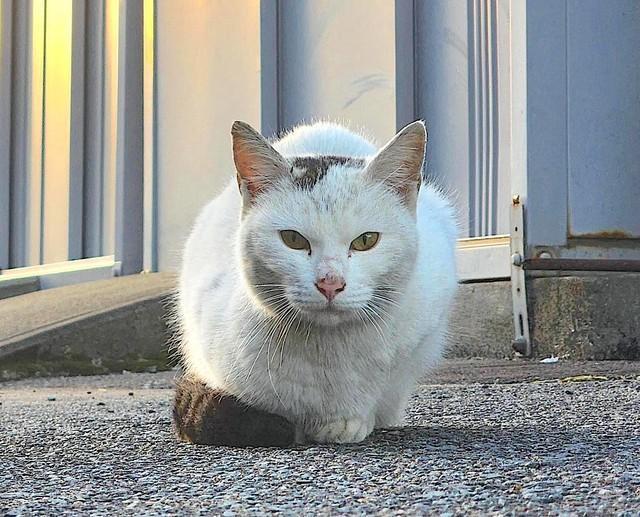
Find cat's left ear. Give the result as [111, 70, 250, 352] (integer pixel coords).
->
[365, 121, 426, 211]
[231, 121, 290, 202]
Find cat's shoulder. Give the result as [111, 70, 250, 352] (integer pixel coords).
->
[273, 122, 377, 158]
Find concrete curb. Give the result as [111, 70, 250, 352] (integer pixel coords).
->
[0, 277, 40, 300]
[0, 273, 177, 380]
[1, 272, 638, 380]
[529, 273, 640, 360]
[450, 273, 640, 361]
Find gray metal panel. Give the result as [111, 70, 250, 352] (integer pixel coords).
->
[115, 0, 143, 275]
[260, 0, 279, 139]
[0, 0, 12, 270]
[394, 0, 415, 130]
[278, 0, 396, 144]
[68, 0, 86, 260]
[414, 0, 471, 236]
[8, 0, 30, 268]
[566, 1, 640, 238]
[83, 0, 105, 258]
[524, 1, 568, 247]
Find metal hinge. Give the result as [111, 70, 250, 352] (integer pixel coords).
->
[510, 195, 531, 356]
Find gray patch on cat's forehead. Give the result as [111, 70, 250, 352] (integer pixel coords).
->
[291, 155, 366, 189]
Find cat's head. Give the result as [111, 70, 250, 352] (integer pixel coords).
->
[233, 121, 425, 327]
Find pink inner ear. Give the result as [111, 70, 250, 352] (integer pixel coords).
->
[233, 147, 261, 195]
[231, 121, 289, 198]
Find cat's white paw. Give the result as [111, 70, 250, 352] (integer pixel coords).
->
[310, 416, 374, 444]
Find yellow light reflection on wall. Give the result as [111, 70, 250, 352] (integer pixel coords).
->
[102, 0, 120, 256]
[27, 0, 46, 265]
[41, 0, 73, 263]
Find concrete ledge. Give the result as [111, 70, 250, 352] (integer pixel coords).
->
[449, 273, 640, 361]
[0, 277, 40, 301]
[0, 273, 176, 380]
[447, 281, 513, 359]
[529, 273, 640, 360]
[1, 271, 638, 380]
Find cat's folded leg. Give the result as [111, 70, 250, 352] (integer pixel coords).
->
[307, 413, 375, 444]
[173, 375, 296, 447]
[374, 377, 417, 429]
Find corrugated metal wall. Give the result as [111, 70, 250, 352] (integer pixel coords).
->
[2, 0, 638, 280]
[522, 0, 640, 258]
[153, 0, 514, 270]
[0, 0, 143, 274]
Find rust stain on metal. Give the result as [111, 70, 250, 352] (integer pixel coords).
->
[524, 258, 640, 272]
[569, 229, 632, 239]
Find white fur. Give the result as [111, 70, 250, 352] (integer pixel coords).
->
[177, 122, 458, 444]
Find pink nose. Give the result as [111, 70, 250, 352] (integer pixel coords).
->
[315, 275, 346, 302]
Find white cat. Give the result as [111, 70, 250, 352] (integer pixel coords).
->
[177, 120, 458, 444]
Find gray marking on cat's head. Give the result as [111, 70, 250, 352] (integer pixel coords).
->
[291, 156, 366, 189]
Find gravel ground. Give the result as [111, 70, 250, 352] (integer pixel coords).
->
[1, 367, 640, 515]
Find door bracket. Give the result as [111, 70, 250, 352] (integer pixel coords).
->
[510, 195, 531, 356]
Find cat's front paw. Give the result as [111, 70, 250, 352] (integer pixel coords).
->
[310, 416, 374, 444]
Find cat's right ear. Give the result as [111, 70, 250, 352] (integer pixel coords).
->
[231, 121, 290, 202]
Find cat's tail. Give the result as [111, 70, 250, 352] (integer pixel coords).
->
[173, 376, 296, 448]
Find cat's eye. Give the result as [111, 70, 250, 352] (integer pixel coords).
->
[280, 230, 311, 251]
[350, 232, 380, 252]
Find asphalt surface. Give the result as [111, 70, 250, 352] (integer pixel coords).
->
[1, 362, 640, 515]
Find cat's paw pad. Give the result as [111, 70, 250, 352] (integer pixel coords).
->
[311, 417, 373, 444]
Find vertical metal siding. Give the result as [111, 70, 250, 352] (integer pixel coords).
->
[394, 0, 416, 131]
[101, 0, 119, 257]
[154, 0, 262, 271]
[26, 0, 45, 266]
[414, 0, 510, 238]
[41, 0, 73, 263]
[142, 0, 157, 273]
[8, 0, 30, 268]
[259, 0, 279, 139]
[114, 0, 143, 275]
[1, 0, 144, 275]
[278, 0, 397, 144]
[68, 0, 86, 260]
[0, 0, 12, 270]
[4, 0, 638, 280]
[82, 0, 106, 258]
[414, 0, 472, 236]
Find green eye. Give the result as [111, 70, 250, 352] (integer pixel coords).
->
[280, 230, 311, 251]
[350, 232, 380, 251]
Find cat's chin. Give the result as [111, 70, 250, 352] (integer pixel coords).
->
[298, 306, 358, 327]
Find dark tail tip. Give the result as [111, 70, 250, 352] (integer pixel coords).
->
[173, 376, 296, 448]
